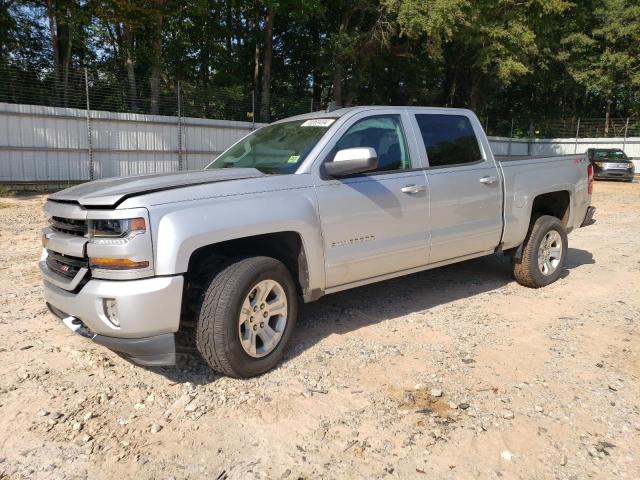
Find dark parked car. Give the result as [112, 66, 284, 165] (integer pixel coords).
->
[586, 148, 635, 181]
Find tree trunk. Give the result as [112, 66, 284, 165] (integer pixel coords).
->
[225, 2, 233, 62]
[332, 7, 355, 107]
[149, 9, 163, 115]
[56, 6, 73, 107]
[332, 61, 344, 107]
[259, 8, 275, 122]
[62, 28, 72, 107]
[469, 73, 481, 111]
[253, 41, 260, 92]
[123, 23, 138, 111]
[311, 22, 321, 111]
[448, 74, 457, 107]
[46, 0, 61, 105]
[604, 98, 612, 136]
[253, 2, 260, 106]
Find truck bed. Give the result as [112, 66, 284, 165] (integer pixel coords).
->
[496, 153, 590, 250]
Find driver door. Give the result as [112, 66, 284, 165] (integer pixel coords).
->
[313, 111, 430, 289]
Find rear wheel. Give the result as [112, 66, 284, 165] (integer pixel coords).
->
[512, 215, 568, 288]
[195, 256, 298, 377]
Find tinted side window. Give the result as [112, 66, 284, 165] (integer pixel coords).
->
[415, 114, 482, 167]
[335, 115, 411, 172]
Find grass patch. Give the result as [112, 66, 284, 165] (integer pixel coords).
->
[0, 185, 15, 197]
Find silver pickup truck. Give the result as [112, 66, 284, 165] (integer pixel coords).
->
[41, 106, 595, 377]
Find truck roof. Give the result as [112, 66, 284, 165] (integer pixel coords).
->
[276, 106, 475, 123]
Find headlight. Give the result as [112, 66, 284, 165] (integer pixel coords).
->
[594, 161, 604, 167]
[86, 211, 153, 278]
[89, 218, 146, 238]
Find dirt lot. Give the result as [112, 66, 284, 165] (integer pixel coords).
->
[0, 181, 639, 479]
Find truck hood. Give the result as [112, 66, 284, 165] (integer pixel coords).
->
[48, 168, 265, 208]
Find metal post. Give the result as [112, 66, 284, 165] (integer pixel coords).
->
[251, 90, 256, 130]
[622, 117, 629, 153]
[177, 81, 183, 171]
[527, 121, 533, 156]
[574, 118, 580, 154]
[485, 116, 489, 134]
[507, 118, 514, 156]
[84, 68, 94, 180]
[310, 97, 314, 113]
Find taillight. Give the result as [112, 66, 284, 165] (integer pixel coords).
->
[587, 163, 594, 195]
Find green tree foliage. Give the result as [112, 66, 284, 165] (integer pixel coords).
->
[0, 0, 638, 121]
[560, 0, 640, 127]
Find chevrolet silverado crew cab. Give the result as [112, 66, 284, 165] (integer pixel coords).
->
[41, 107, 596, 377]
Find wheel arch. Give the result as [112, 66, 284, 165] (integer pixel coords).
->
[504, 188, 573, 259]
[530, 190, 571, 226]
[184, 231, 312, 298]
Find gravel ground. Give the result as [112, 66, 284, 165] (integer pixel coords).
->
[0, 181, 639, 479]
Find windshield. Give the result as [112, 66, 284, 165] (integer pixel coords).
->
[593, 150, 628, 160]
[205, 119, 336, 174]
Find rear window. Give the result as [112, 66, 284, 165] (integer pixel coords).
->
[415, 114, 482, 167]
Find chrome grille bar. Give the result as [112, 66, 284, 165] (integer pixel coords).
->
[50, 216, 88, 237]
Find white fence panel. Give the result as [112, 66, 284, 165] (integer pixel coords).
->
[0, 102, 257, 182]
[489, 136, 640, 171]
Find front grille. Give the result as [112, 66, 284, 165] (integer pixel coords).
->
[603, 163, 629, 170]
[46, 250, 89, 279]
[50, 216, 87, 237]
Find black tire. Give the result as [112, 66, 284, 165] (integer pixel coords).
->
[512, 215, 568, 288]
[195, 256, 298, 378]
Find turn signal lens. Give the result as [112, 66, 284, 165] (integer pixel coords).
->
[128, 218, 146, 232]
[89, 258, 150, 270]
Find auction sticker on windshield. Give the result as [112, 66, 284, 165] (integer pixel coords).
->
[301, 119, 335, 127]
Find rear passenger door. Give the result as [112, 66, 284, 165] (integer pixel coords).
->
[412, 112, 502, 264]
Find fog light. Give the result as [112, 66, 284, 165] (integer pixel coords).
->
[103, 298, 120, 327]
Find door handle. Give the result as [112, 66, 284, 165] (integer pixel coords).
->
[479, 176, 497, 185]
[401, 184, 426, 194]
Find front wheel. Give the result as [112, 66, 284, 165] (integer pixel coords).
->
[512, 215, 568, 288]
[195, 256, 298, 378]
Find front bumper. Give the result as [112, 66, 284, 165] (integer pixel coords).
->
[593, 165, 634, 180]
[43, 274, 183, 366]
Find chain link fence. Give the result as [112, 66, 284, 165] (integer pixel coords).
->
[483, 116, 640, 139]
[2, 63, 639, 139]
[0, 63, 314, 124]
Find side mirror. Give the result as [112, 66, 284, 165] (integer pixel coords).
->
[324, 147, 378, 177]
